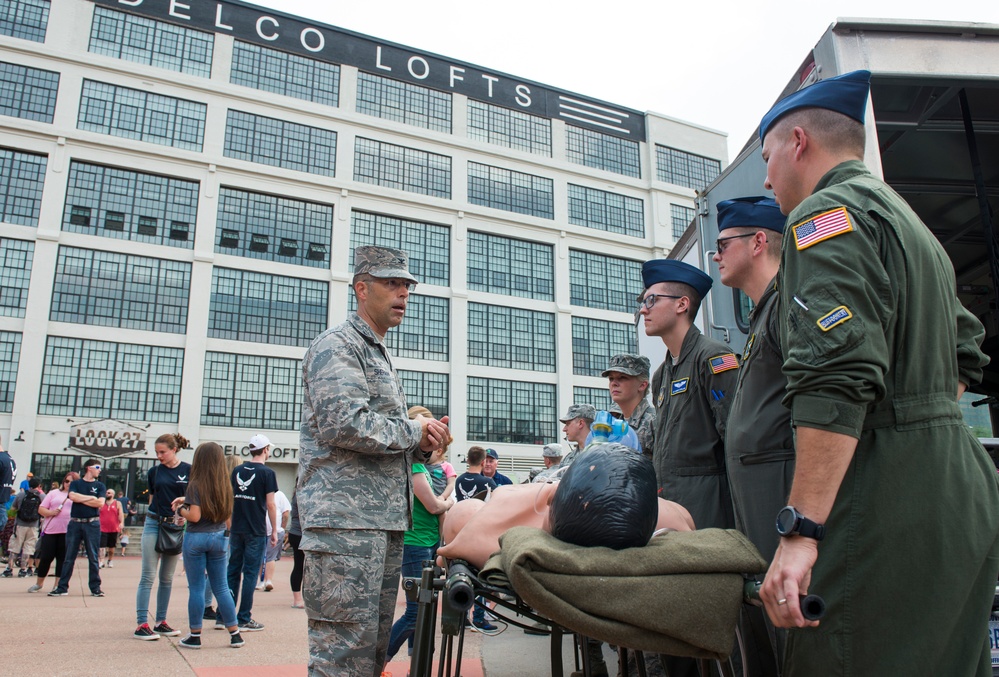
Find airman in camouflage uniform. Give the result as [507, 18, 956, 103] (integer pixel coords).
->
[603, 353, 655, 456]
[298, 246, 449, 677]
[557, 404, 595, 469]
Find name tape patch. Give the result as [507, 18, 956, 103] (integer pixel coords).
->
[709, 353, 739, 374]
[817, 305, 853, 331]
[671, 378, 689, 396]
[793, 207, 853, 250]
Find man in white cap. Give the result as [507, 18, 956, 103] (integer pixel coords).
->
[227, 434, 278, 633]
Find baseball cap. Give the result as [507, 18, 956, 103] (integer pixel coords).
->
[26, 472, 33, 478]
[247, 434, 271, 452]
[601, 353, 651, 379]
[353, 245, 418, 283]
[559, 404, 596, 423]
[542, 443, 563, 458]
[485, 448, 499, 460]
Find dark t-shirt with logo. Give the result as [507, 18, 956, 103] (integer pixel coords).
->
[454, 472, 496, 502]
[147, 462, 191, 518]
[68, 478, 107, 519]
[230, 461, 277, 536]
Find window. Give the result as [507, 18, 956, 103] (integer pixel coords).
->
[356, 72, 451, 133]
[571, 317, 637, 377]
[350, 212, 450, 286]
[0, 0, 48, 42]
[0, 61, 58, 122]
[209, 268, 328, 347]
[224, 110, 336, 176]
[89, 7, 213, 77]
[467, 377, 556, 444]
[467, 162, 553, 219]
[468, 302, 555, 372]
[354, 137, 451, 198]
[671, 204, 696, 239]
[0, 330, 20, 412]
[51, 246, 191, 333]
[569, 250, 644, 314]
[201, 352, 302, 430]
[231, 41, 339, 107]
[573, 386, 612, 414]
[0, 238, 31, 317]
[467, 231, 553, 301]
[567, 184, 645, 238]
[656, 145, 722, 191]
[348, 292, 448, 361]
[399, 370, 448, 419]
[39, 337, 184, 422]
[78, 80, 206, 151]
[0, 147, 46, 227]
[467, 100, 551, 155]
[566, 125, 641, 178]
[216, 187, 333, 268]
[62, 161, 199, 248]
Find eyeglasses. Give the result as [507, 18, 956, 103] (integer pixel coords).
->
[638, 294, 683, 311]
[715, 233, 757, 254]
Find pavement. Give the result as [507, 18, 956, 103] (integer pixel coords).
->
[0, 554, 615, 676]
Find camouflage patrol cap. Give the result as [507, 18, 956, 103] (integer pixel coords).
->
[542, 443, 564, 458]
[601, 353, 651, 379]
[559, 404, 596, 423]
[354, 245, 418, 283]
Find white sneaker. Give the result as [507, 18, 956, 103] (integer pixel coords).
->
[108, 561, 114, 568]
[264, 580, 273, 591]
[254, 582, 265, 591]
[99, 562, 105, 569]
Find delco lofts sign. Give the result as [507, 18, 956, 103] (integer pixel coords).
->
[89, 0, 645, 140]
[69, 418, 147, 457]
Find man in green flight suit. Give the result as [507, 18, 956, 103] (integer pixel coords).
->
[640, 258, 740, 677]
[757, 69, 999, 676]
[714, 195, 792, 677]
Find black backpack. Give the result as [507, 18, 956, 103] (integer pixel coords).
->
[17, 490, 41, 522]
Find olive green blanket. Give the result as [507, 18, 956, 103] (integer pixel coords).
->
[482, 527, 767, 660]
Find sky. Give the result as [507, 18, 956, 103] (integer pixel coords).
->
[250, 0, 999, 161]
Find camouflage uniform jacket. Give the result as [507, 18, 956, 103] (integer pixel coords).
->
[298, 312, 423, 539]
[628, 397, 655, 458]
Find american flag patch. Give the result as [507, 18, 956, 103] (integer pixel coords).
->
[709, 353, 739, 374]
[793, 207, 853, 250]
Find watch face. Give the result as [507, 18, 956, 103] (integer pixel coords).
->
[776, 507, 797, 535]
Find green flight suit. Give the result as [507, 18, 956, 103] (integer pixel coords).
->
[726, 276, 795, 563]
[650, 325, 739, 530]
[778, 161, 999, 676]
[725, 276, 794, 677]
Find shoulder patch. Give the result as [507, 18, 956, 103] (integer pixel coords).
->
[817, 305, 853, 332]
[709, 353, 739, 374]
[670, 378, 689, 396]
[793, 207, 853, 250]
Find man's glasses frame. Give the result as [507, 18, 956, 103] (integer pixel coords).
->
[715, 232, 758, 254]
[638, 294, 683, 311]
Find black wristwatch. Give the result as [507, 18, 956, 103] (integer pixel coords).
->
[776, 506, 826, 541]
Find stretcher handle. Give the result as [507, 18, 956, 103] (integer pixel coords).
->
[743, 579, 826, 621]
[444, 561, 476, 611]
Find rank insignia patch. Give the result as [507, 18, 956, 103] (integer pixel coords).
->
[793, 207, 853, 250]
[671, 379, 689, 396]
[709, 354, 739, 374]
[817, 305, 853, 331]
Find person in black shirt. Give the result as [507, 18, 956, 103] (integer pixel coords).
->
[454, 446, 497, 502]
[0, 439, 14, 507]
[49, 458, 105, 597]
[133, 433, 191, 640]
[227, 434, 278, 632]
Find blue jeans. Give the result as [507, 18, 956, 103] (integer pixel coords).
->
[387, 543, 434, 661]
[183, 530, 237, 630]
[227, 531, 266, 625]
[136, 516, 181, 625]
[57, 520, 101, 594]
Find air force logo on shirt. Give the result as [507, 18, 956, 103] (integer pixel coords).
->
[671, 378, 689, 396]
[235, 471, 257, 500]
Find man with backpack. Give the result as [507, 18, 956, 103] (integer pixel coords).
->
[3, 476, 43, 577]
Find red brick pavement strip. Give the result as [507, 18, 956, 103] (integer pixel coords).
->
[0, 554, 488, 676]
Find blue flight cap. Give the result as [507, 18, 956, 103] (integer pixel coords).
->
[759, 69, 871, 141]
[642, 259, 712, 297]
[717, 196, 786, 234]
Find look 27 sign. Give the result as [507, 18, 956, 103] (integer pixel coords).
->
[69, 418, 147, 457]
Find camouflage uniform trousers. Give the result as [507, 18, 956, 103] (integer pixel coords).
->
[302, 529, 404, 677]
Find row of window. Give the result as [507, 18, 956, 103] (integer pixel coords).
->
[2, 1, 721, 189]
[0, 330, 588, 443]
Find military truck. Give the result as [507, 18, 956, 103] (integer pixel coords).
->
[668, 18, 999, 435]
